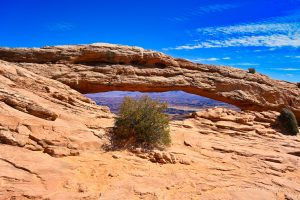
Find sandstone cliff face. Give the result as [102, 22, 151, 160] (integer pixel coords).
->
[0, 59, 112, 155]
[0, 44, 300, 199]
[0, 43, 299, 120]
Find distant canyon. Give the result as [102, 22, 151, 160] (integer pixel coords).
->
[85, 91, 240, 117]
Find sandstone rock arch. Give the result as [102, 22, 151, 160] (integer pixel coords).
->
[0, 43, 299, 120]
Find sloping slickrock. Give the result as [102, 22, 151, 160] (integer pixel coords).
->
[0, 43, 299, 120]
[0, 59, 113, 156]
[38, 108, 299, 200]
[0, 44, 300, 199]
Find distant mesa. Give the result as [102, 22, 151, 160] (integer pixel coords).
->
[85, 91, 240, 116]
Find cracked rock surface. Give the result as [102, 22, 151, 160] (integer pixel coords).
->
[0, 44, 300, 199]
[0, 43, 299, 120]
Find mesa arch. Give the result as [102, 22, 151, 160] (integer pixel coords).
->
[0, 43, 299, 120]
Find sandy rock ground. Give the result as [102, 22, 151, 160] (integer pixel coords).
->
[1, 107, 300, 199]
[0, 44, 300, 199]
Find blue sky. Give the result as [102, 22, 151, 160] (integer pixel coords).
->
[1, 0, 300, 82]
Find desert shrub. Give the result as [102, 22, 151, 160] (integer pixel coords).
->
[278, 108, 299, 135]
[296, 82, 300, 88]
[248, 68, 256, 74]
[113, 95, 171, 148]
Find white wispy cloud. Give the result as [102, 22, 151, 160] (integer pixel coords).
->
[196, 22, 300, 35]
[271, 67, 300, 71]
[47, 22, 73, 31]
[222, 57, 231, 60]
[169, 17, 189, 22]
[169, 34, 300, 50]
[285, 55, 300, 58]
[191, 4, 238, 15]
[164, 10, 300, 50]
[193, 57, 219, 62]
[270, 9, 300, 22]
[168, 3, 239, 22]
[192, 57, 232, 62]
[230, 63, 259, 66]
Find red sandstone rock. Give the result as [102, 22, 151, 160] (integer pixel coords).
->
[0, 44, 299, 121]
[0, 44, 300, 199]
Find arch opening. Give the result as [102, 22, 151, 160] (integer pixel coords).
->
[85, 91, 240, 119]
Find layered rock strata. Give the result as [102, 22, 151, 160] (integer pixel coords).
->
[0, 44, 299, 199]
[0, 43, 299, 120]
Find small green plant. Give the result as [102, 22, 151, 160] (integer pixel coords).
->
[278, 108, 299, 135]
[113, 95, 171, 148]
[248, 68, 256, 74]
